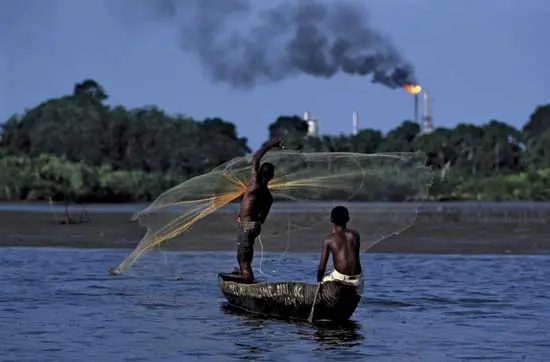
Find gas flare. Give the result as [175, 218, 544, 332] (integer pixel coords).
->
[403, 84, 422, 94]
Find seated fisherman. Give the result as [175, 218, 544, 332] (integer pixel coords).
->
[316, 206, 364, 295]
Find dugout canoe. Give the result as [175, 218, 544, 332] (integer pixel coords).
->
[218, 272, 361, 322]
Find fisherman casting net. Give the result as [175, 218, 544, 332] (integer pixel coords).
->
[112, 151, 434, 276]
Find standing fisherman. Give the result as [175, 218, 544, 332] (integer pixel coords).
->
[233, 136, 283, 283]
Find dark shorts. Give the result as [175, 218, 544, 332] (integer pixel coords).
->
[237, 221, 261, 264]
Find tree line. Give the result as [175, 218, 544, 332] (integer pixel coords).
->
[0, 78, 549, 203]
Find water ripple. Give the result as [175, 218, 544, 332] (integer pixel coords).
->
[0, 247, 549, 361]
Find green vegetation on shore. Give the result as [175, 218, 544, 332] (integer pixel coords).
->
[1, 79, 549, 203]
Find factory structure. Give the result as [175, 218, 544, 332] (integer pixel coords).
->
[303, 89, 434, 137]
[421, 91, 434, 134]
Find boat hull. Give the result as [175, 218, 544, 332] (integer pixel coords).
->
[218, 273, 361, 322]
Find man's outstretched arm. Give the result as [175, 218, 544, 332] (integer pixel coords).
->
[316, 238, 331, 282]
[251, 136, 283, 171]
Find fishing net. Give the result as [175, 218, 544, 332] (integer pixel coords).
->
[111, 151, 435, 276]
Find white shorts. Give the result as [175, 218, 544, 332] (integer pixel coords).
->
[322, 269, 364, 295]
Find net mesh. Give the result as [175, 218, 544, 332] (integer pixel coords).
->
[112, 151, 435, 276]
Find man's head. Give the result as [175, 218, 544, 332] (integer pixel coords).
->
[258, 162, 275, 184]
[330, 206, 349, 227]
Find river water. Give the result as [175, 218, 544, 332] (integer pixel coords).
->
[1, 247, 549, 361]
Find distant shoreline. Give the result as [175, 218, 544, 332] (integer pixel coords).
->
[0, 200, 550, 214]
[0, 207, 549, 255]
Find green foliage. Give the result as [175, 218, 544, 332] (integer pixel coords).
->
[0, 154, 184, 202]
[1, 78, 549, 202]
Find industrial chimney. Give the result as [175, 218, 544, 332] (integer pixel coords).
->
[422, 92, 434, 134]
[352, 111, 359, 136]
[304, 111, 318, 137]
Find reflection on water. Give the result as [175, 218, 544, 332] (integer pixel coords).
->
[221, 303, 364, 353]
[220, 304, 274, 360]
[309, 320, 364, 349]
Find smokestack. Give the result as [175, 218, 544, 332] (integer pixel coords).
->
[304, 111, 318, 137]
[352, 111, 359, 136]
[413, 93, 419, 124]
[422, 92, 429, 120]
[422, 91, 434, 134]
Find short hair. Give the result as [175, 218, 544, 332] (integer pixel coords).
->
[330, 206, 349, 226]
[259, 162, 275, 174]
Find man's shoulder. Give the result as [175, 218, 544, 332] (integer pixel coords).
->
[347, 228, 360, 238]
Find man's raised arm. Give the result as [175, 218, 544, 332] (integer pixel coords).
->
[251, 136, 283, 171]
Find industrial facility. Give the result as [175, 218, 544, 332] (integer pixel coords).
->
[303, 88, 435, 137]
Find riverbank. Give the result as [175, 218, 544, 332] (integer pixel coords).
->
[1, 203, 549, 254]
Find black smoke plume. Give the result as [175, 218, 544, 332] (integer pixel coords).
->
[118, 0, 417, 89]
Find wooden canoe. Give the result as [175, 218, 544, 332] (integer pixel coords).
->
[218, 272, 361, 322]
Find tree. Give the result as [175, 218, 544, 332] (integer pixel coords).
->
[449, 123, 484, 176]
[73, 79, 108, 103]
[199, 117, 251, 168]
[523, 104, 550, 141]
[378, 120, 421, 152]
[349, 129, 384, 154]
[1, 78, 550, 201]
[479, 120, 523, 174]
[414, 127, 455, 169]
[268, 116, 309, 150]
[524, 130, 550, 168]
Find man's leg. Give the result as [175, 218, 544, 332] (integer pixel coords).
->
[236, 232, 253, 282]
[239, 244, 255, 283]
[235, 222, 260, 282]
[235, 227, 247, 274]
[240, 262, 254, 283]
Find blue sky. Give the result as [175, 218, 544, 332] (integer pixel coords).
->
[1, 0, 548, 149]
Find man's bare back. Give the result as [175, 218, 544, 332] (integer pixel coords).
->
[317, 206, 364, 294]
[323, 228, 362, 276]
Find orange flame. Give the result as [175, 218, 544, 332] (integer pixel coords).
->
[403, 84, 422, 95]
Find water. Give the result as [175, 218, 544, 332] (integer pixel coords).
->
[1, 248, 549, 361]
